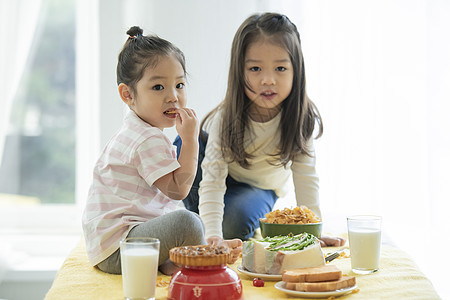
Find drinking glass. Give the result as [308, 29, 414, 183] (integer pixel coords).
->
[347, 215, 382, 274]
[120, 237, 160, 300]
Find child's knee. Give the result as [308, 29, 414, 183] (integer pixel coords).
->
[173, 210, 205, 242]
[222, 215, 254, 240]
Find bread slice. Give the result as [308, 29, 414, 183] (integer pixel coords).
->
[282, 265, 342, 283]
[288, 275, 356, 292]
[285, 282, 298, 290]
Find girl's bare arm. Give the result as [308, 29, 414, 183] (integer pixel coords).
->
[154, 108, 199, 200]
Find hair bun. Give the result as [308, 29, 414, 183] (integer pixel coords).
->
[126, 26, 143, 38]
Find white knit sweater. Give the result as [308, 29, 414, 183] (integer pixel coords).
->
[198, 110, 321, 238]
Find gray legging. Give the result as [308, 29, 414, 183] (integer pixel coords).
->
[97, 209, 206, 274]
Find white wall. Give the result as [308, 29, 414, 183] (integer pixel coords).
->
[97, 0, 279, 144]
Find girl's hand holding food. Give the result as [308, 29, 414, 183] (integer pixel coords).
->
[175, 108, 199, 141]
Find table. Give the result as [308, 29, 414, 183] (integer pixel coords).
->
[44, 239, 439, 299]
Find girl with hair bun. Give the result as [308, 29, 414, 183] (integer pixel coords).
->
[82, 26, 242, 275]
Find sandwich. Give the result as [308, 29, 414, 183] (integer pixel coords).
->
[242, 233, 325, 275]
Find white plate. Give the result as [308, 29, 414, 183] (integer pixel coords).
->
[274, 281, 358, 298]
[236, 265, 282, 281]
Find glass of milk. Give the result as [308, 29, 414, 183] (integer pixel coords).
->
[120, 237, 160, 300]
[347, 215, 382, 274]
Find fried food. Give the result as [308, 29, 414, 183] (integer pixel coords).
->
[263, 206, 321, 224]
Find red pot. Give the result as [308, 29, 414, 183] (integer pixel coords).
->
[167, 264, 242, 299]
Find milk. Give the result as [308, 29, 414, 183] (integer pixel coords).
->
[348, 228, 381, 272]
[121, 247, 159, 300]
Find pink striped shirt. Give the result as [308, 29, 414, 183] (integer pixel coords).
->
[82, 110, 180, 266]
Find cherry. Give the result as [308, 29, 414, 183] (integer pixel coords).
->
[253, 277, 264, 287]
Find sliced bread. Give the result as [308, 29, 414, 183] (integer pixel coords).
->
[282, 264, 342, 283]
[287, 275, 356, 292]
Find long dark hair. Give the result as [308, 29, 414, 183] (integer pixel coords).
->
[202, 13, 323, 168]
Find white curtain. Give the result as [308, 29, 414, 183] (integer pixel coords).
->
[75, 0, 100, 214]
[0, 0, 43, 283]
[0, 0, 43, 166]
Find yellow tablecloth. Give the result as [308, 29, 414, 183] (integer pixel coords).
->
[45, 240, 440, 299]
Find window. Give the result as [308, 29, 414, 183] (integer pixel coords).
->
[0, 0, 78, 233]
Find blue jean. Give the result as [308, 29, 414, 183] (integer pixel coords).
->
[173, 133, 278, 240]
